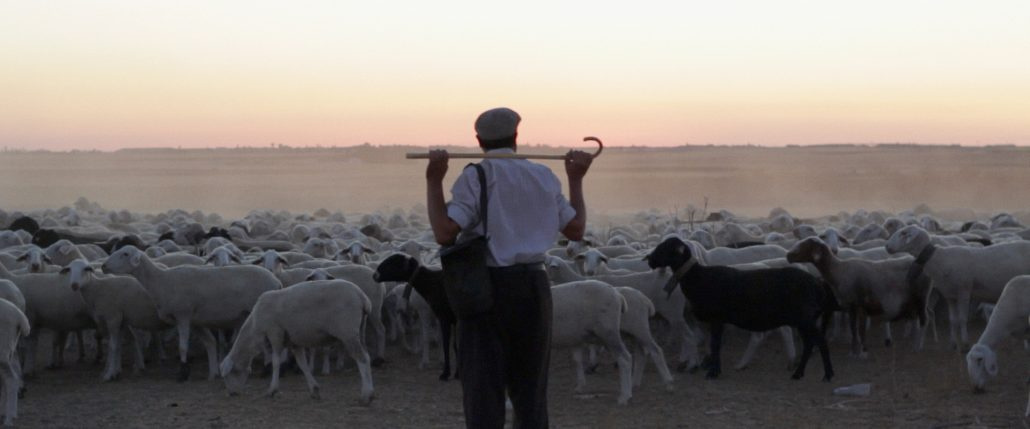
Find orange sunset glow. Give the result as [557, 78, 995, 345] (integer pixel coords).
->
[2, 1, 1029, 150]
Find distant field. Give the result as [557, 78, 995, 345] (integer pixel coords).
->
[2, 145, 1029, 220]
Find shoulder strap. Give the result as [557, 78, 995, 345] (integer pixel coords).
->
[468, 163, 488, 236]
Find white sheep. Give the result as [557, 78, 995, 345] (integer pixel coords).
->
[613, 287, 674, 390]
[0, 299, 29, 426]
[552, 280, 634, 405]
[965, 275, 1030, 392]
[0, 263, 95, 375]
[787, 237, 929, 357]
[204, 245, 243, 267]
[101, 246, 282, 381]
[337, 242, 375, 265]
[153, 252, 206, 267]
[887, 225, 1030, 349]
[545, 256, 701, 373]
[220, 279, 374, 404]
[0, 233, 22, 251]
[62, 259, 180, 381]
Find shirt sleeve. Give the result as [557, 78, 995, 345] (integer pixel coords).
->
[556, 192, 577, 230]
[446, 165, 480, 231]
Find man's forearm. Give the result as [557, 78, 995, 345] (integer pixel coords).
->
[427, 179, 460, 245]
[563, 177, 586, 241]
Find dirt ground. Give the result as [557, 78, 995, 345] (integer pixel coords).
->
[17, 318, 1029, 428]
[1, 145, 1029, 220]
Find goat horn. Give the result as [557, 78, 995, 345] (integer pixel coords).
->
[406, 136, 603, 160]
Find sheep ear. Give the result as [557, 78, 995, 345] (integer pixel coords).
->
[362, 245, 375, 254]
[43, 255, 53, 264]
[204, 254, 216, 264]
[231, 254, 242, 264]
[15, 253, 27, 262]
[85, 266, 95, 273]
[574, 254, 585, 260]
[325, 273, 336, 280]
[277, 256, 288, 266]
[252, 258, 263, 265]
[601, 255, 609, 263]
[557, 239, 569, 246]
[59, 266, 70, 275]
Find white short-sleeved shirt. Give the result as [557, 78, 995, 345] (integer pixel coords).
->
[446, 148, 577, 267]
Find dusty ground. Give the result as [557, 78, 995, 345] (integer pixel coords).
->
[17, 319, 1030, 428]
[1, 145, 1029, 220]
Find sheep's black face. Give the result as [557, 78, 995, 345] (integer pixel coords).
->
[646, 237, 691, 269]
[373, 254, 415, 283]
[32, 229, 60, 248]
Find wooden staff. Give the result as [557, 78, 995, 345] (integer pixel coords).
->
[405, 136, 604, 160]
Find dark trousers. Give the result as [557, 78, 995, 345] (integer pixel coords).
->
[459, 265, 552, 429]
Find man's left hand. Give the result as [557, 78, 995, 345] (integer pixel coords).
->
[426, 149, 449, 182]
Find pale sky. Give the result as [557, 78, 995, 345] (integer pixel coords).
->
[2, 1, 1029, 150]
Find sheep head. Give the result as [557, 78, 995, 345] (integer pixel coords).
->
[574, 248, 608, 276]
[645, 237, 693, 270]
[306, 268, 335, 281]
[886, 225, 931, 256]
[255, 250, 288, 273]
[786, 237, 831, 266]
[102, 246, 144, 274]
[17, 246, 51, 273]
[965, 344, 999, 392]
[373, 254, 417, 283]
[61, 259, 94, 291]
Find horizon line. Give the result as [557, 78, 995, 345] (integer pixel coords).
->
[1, 141, 1028, 154]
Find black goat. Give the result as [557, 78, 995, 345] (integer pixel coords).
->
[373, 254, 457, 381]
[645, 237, 837, 381]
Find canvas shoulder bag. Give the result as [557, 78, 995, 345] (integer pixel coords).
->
[439, 163, 493, 319]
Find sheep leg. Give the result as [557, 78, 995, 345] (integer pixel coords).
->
[856, 308, 868, 359]
[127, 327, 145, 373]
[175, 320, 192, 382]
[884, 322, 893, 347]
[946, 298, 961, 350]
[320, 347, 331, 375]
[0, 361, 18, 425]
[585, 345, 599, 374]
[705, 323, 723, 380]
[735, 332, 766, 370]
[607, 338, 633, 406]
[49, 331, 68, 369]
[847, 307, 862, 357]
[956, 292, 971, 352]
[571, 348, 587, 393]
[813, 322, 834, 382]
[21, 334, 36, 378]
[643, 336, 674, 390]
[779, 326, 797, 370]
[102, 319, 122, 381]
[291, 347, 321, 400]
[671, 318, 700, 372]
[439, 321, 452, 381]
[340, 336, 375, 406]
[630, 341, 646, 388]
[197, 329, 219, 380]
[369, 309, 386, 368]
[418, 317, 431, 370]
[76, 330, 86, 364]
[791, 324, 815, 380]
[265, 341, 282, 398]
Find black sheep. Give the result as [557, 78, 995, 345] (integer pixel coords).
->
[373, 254, 457, 381]
[645, 237, 837, 381]
[5, 216, 39, 234]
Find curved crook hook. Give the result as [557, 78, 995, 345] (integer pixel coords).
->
[583, 136, 604, 158]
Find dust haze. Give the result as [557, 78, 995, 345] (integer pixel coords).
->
[2, 145, 1028, 221]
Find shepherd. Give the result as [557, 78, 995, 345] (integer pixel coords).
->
[423, 107, 595, 428]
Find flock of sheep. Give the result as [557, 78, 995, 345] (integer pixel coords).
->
[0, 198, 1029, 426]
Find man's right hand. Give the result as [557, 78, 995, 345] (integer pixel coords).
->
[426, 149, 449, 182]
